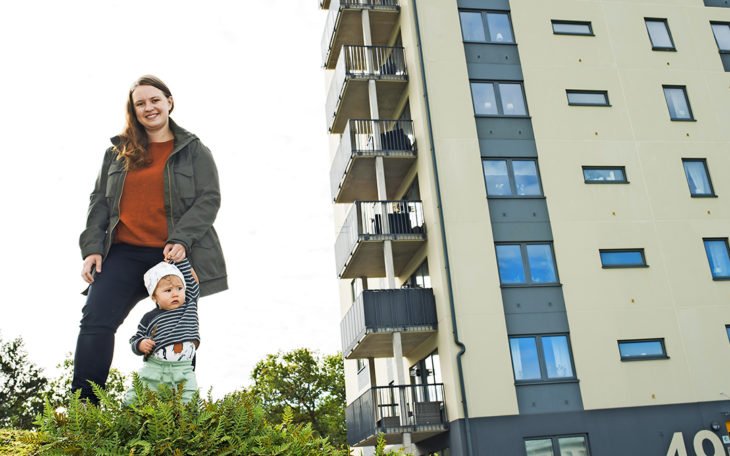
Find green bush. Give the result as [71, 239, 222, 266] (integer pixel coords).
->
[0, 428, 39, 455]
[33, 375, 349, 455]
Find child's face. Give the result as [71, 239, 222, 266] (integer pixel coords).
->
[152, 276, 185, 310]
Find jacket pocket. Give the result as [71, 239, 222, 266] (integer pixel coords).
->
[173, 164, 196, 202]
[105, 163, 125, 200]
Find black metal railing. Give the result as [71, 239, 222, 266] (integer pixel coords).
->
[340, 288, 437, 357]
[346, 383, 447, 445]
[330, 119, 416, 199]
[335, 201, 425, 275]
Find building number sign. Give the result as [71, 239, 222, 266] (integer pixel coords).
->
[666, 431, 727, 456]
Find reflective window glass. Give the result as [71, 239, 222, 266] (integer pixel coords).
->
[513, 161, 542, 195]
[471, 83, 498, 115]
[583, 167, 627, 183]
[552, 21, 593, 36]
[510, 337, 541, 380]
[663, 86, 693, 120]
[483, 160, 510, 196]
[527, 244, 558, 283]
[712, 23, 730, 51]
[460, 12, 486, 41]
[567, 91, 609, 106]
[618, 340, 666, 360]
[487, 13, 514, 43]
[682, 160, 714, 196]
[600, 250, 646, 268]
[558, 436, 589, 456]
[645, 19, 675, 49]
[496, 245, 526, 284]
[499, 83, 527, 115]
[542, 336, 574, 378]
[704, 239, 730, 279]
[525, 439, 554, 456]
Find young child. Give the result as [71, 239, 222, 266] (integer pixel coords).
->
[124, 258, 200, 404]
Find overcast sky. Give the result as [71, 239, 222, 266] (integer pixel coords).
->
[0, 0, 340, 395]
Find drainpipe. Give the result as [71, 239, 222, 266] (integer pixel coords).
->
[411, 1, 474, 455]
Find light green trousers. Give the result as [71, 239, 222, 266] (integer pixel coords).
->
[124, 357, 198, 404]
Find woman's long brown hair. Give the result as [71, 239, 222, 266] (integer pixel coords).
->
[114, 75, 174, 170]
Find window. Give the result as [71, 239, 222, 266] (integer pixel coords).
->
[459, 10, 515, 43]
[566, 90, 610, 106]
[471, 81, 528, 116]
[704, 238, 730, 280]
[350, 278, 363, 302]
[726, 325, 730, 342]
[552, 20, 593, 36]
[509, 335, 575, 382]
[356, 358, 366, 372]
[645, 18, 676, 50]
[599, 249, 648, 268]
[582, 166, 628, 183]
[618, 339, 668, 361]
[405, 260, 431, 288]
[483, 159, 542, 197]
[663, 86, 694, 121]
[525, 435, 591, 456]
[682, 159, 715, 197]
[711, 22, 730, 51]
[496, 243, 558, 285]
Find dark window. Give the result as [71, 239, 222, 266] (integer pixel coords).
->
[645, 18, 676, 50]
[525, 435, 591, 456]
[567, 90, 610, 106]
[496, 243, 559, 285]
[406, 260, 431, 288]
[471, 81, 528, 116]
[600, 249, 648, 268]
[582, 166, 628, 183]
[356, 358, 366, 372]
[711, 22, 730, 51]
[705, 0, 730, 8]
[704, 238, 730, 280]
[726, 325, 730, 342]
[552, 20, 593, 36]
[350, 278, 363, 302]
[459, 10, 515, 43]
[663, 86, 694, 121]
[483, 159, 542, 197]
[509, 335, 576, 382]
[618, 339, 668, 361]
[682, 159, 715, 197]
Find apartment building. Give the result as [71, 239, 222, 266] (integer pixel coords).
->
[319, 0, 730, 454]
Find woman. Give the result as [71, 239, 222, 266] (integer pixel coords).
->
[73, 75, 227, 403]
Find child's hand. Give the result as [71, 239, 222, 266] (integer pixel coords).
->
[138, 339, 156, 355]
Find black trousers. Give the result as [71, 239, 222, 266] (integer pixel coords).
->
[72, 244, 163, 402]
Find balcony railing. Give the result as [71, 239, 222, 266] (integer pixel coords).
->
[335, 200, 425, 278]
[330, 119, 416, 201]
[321, 0, 400, 68]
[346, 383, 447, 446]
[325, 45, 408, 133]
[341, 288, 437, 358]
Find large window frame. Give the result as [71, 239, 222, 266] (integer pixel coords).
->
[525, 434, 591, 456]
[682, 159, 716, 197]
[566, 90, 610, 106]
[459, 10, 515, 44]
[495, 242, 560, 286]
[509, 334, 577, 383]
[645, 18, 676, 51]
[582, 166, 628, 184]
[711, 22, 730, 52]
[663, 85, 695, 121]
[703, 238, 730, 280]
[483, 158, 544, 198]
[551, 20, 594, 36]
[599, 249, 648, 268]
[471, 81, 529, 117]
[618, 339, 668, 361]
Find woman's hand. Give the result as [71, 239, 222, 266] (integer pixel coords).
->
[81, 254, 103, 284]
[138, 338, 156, 355]
[163, 243, 187, 262]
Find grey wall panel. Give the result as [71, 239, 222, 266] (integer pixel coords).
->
[501, 286, 566, 316]
[430, 400, 730, 456]
[721, 53, 730, 71]
[705, 0, 730, 7]
[491, 220, 553, 242]
[488, 198, 553, 242]
[457, 0, 510, 10]
[465, 43, 522, 80]
[480, 139, 538, 157]
[475, 117, 534, 140]
[516, 382, 583, 414]
[505, 311, 570, 334]
[468, 62, 524, 81]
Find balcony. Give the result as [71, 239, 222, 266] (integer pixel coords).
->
[335, 200, 426, 279]
[321, 0, 400, 69]
[341, 288, 437, 359]
[325, 45, 408, 134]
[331, 119, 416, 203]
[346, 383, 448, 446]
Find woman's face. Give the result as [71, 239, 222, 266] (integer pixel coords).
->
[131, 85, 173, 133]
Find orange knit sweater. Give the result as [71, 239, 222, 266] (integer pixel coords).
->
[114, 140, 174, 247]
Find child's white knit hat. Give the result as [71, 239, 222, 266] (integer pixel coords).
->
[144, 262, 185, 296]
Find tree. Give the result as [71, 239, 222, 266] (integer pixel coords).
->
[44, 353, 128, 407]
[250, 348, 346, 448]
[0, 335, 48, 429]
